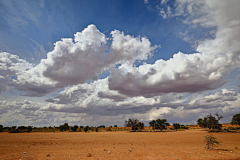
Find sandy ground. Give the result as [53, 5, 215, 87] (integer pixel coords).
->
[0, 129, 240, 160]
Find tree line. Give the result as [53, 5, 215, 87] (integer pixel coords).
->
[0, 113, 239, 133]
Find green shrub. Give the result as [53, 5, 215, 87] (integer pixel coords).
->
[204, 134, 219, 149]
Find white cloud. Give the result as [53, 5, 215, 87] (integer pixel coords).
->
[1, 1, 240, 126]
[0, 25, 157, 96]
[157, 0, 217, 27]
[109, 0, 240, 97]
[0, 52, 33, 93]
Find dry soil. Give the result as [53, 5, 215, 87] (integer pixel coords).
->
[0, 129, 240, 160]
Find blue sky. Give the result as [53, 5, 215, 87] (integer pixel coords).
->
[0, 0, 240, 127]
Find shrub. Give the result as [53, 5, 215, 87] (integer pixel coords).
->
[9, 128, 20, 133]
[180, 125, 188, 129]
[204, 134, 220, 149]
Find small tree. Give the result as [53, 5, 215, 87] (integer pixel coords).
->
[125, 118, 140, 132]
[207, 113, 223, 130]
[0, 125, 3, 132]
[204, 134, 220, 149]
[84, 126, 89, 132]
[197, 117, 208, 128]
[63, 123, 69, 130]
[137, 122, 144, 131]
[18, 126, 27, 131]
[95, 127, 98, 132]
[231, 113, 240, 125]
[149, 120, 156, 131]
[156, 119, 169, 131]
[27, 126, 32, 133]
[114, 125, 117, 128]
[59, 125, 65, 132]
[173, 123, 180, 131]
[98, 125, 105, 128]
[197, 113, 223, 130]
[72, 125, 78, 131]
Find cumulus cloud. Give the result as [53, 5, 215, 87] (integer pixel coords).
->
[0, 25, 157, 96]
[0, 52, 33, 93]
[1, 0, 240, 126]
[108, 51, 228, 97]
[109, 0, 240, 97]
[38, 24, 156, 88]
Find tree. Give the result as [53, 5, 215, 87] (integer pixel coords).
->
[156, 119, 169, 131]
[18, 126, 27, 130]
[63, 123, 69, 130]
[84, 126, 89, 132]
[125, 118, 140, 131]
[207, 113, 223, 130]
[197, 113, 223, 130]
[173, 123, 180, 131]
[149, 120, 156, 131]
[72, 125, 79, 131]
[0, 125, 3, 132]
[95, 127, 98, 132]
[114, 125, 117, 127]
[197, 117, 208, 128]
[98, 125, 105, 128]
[231, 113, 240, 125]
[204, 134, 220, 149]
[137, 122, 144, 131]
[27, 126, 32, 133]
[59, 125, 65, 132]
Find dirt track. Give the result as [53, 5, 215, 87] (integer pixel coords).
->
[0, 129, 240, 160]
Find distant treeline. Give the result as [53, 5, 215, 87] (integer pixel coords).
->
[0, 113, 239, 133]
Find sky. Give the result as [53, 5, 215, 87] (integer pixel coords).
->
[0, 0, 240, 127]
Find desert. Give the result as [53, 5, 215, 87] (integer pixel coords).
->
[1, 129, 240, 160]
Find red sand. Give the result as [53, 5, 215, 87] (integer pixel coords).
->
[0, 129, 240, 160]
